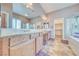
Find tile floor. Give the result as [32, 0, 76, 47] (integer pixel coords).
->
[36, 39, 76, 56]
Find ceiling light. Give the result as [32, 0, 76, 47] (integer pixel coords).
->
[24, 3, 33, 10]
[41, 15, 48, 20]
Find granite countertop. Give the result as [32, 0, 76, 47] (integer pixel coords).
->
[0, 28, 51, 38]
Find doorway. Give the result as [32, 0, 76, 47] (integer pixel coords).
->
[54, 18, 64, 42]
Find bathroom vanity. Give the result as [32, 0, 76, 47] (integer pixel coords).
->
[0, 29, 51, 56]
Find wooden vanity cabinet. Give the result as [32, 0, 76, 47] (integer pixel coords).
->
[36, 33, 43, 53]
[10, 35, 29, 47]
[0, 32, 49, 56]
[0, 35, 35, 56]
[21, 39, 35, 56]
[10, 35, 35, 56]
[10, 39, 35, 56]
[0, 37, 9, 56]
[31, 33, 44, 54]
[43, 32, 49, 45]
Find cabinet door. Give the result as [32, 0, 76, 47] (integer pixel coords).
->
[43, 33, 48, 45]
[36, 36, 43, 53]
[10, 46, 23, 56]
[22, 39, 35, 56]
[10, 39, 35, 56]
[0, 39, 2, 55]
[1, 38, 9, 56]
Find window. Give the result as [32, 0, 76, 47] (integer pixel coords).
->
[0, 16, 1, 27]
[26, 23, 29, 29]
[16, 19, 21, 29]
[71, 17, 79, 35]
[12, 18, 21, 29]
[12, 18, 16, 29]
[21, 23, 33, 29]
[64, 16, 79, 38]
[26, 23, 33, 29]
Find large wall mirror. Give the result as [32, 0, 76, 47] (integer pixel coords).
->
[12, 13, 32, 29]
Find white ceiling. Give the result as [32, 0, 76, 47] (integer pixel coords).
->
[13, 3, 44, 19]
[40, 3, 76, 13]
[13, 3, 76, 19]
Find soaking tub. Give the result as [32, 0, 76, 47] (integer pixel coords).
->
[73, 32, 79, 38]
[68, 32, 79, 55]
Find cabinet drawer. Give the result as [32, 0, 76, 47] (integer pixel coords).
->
[31, 33, 39, 39]
[0, 38, 9, 56]
[10, 35, 29, 46]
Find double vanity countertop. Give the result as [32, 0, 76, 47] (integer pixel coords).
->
[0, 28, 52, 38]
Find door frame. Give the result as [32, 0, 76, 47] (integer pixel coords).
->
[1, 11, 9, 28]
[54, 18, 64, 40]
